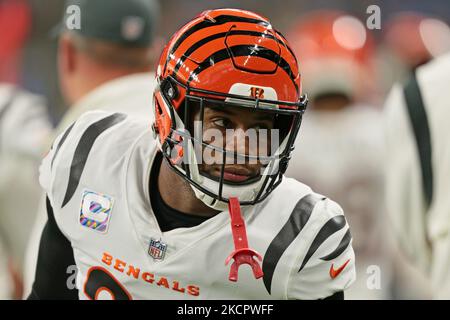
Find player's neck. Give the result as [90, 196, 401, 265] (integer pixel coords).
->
[157, 157, 221, 218]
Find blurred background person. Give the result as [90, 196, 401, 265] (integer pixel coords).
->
[284, 10, 390, 299]
[0, 0, 52, 299]
[23, 0, 161, 298]
[384, 52, 450, 299]
[50, 0, 160, 131]
[377, 12, 450, 96]
[0, 0, 31, 83]
[378, 11, 450, 300]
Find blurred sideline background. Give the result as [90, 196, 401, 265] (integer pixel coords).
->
[15, 0, 450, 121]
[1, 0, 450, 299]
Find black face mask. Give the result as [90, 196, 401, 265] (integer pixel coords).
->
[158, 75, 308, 206]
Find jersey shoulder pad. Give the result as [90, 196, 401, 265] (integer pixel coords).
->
[260, 178, 355, 299]
[287, 195, 355, 299]
[39, 110, 144, 210]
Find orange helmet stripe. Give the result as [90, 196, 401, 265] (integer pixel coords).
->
[186, 44, 299, 93]
[164, 14, 271, 74]
[173, 30, 296, 75]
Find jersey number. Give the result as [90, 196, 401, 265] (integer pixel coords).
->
[83, 266, 132, 300]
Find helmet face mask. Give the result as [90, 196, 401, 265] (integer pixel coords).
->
[152, 9, 307, 210]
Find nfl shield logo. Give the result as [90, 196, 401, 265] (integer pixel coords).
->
[148, 238, 167, 260]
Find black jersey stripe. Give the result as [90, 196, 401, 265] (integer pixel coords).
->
[61, 113, 127, 208]
[51, 121, 76, 169]
[403, 71, 433, 208]
[320, 228, 352, 261]
[187, 45, 299, 92]
[298, 215, 346, 272]
[173, 30, 295, 75]
[262, 194, 324, 294]
[164, 14, 270, 74]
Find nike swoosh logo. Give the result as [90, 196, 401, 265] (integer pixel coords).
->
[329, 259, 350, 279]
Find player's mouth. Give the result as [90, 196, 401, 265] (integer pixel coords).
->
[212, 166, 258, 183]
[199, 165, 262, 185]
[223, 169, 252, 182]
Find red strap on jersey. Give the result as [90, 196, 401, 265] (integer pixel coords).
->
[225, 197, 264, 282]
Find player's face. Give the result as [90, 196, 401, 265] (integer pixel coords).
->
[192, 102, 276, 184]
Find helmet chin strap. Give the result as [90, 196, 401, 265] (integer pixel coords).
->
[225, 197, 264, 282]
[189, 177, 261, 212]
[191, 189, 229, 211]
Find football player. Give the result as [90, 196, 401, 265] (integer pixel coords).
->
[29, 9, 355, 300]
[378, 13, 450, 95]
[384, 52, 450, 299]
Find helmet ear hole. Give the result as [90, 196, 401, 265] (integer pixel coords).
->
[161, 77, 179, 101]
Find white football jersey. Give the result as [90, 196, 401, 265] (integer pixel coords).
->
[39, 110, 355, 300]
[23, 73, 157, 297]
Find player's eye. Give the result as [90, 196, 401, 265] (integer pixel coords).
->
[212, 117, 233, 129]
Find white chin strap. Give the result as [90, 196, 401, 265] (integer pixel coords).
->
[191, 174, 264, 211]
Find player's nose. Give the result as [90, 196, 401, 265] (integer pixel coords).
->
[225, 126, 259, 163]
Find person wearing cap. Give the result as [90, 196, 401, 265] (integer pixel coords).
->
[52, 0, 160, 129]
[23, 0, 160, 298]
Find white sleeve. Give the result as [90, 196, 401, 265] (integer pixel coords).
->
[39, 110, 128, 221]
[38, 110, 103, 207]
[287, 199, 356, 300]
[38, 124, 70, 208]
[383, 84, 431, 273]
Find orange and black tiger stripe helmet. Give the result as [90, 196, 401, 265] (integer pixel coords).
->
[154, 8, 305, 142]
[152, 8, 307, 208]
